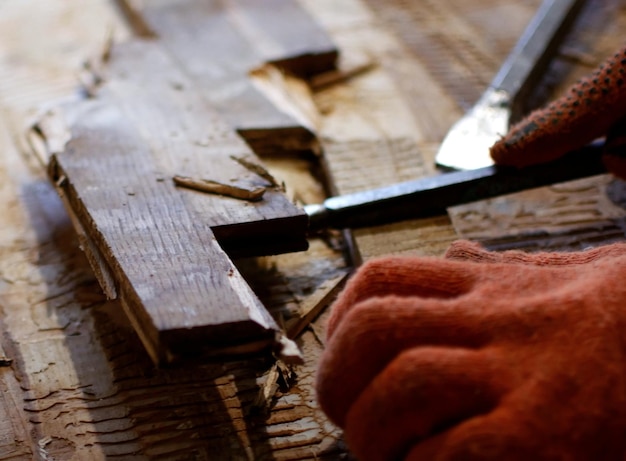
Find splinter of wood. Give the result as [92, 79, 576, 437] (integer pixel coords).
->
[173, 175, 266, 201]
[230, 155, 282, 189]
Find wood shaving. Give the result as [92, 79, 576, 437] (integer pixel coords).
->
[173, 175, 266, 201]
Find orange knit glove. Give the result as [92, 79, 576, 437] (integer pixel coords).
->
[316, 241, 626, 461]
[490, 44, 626, 177]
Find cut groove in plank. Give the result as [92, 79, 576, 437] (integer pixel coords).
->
[116, 0, 338, 155]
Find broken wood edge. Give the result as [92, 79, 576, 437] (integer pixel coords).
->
[310, 59, 378, 91]
[267, 49, 339, 80]
[274, 334, 304, 365]
[112, 0, 158, 39]
[237, 125, 318, 158]
[48, 158, 118, 299]
[249, 64, 321, 133]
[229, 155, 282, 189]
[173, 175, 266, 201]
[27, 107, 73, 168]
[252, 358, 298, 413]
[28, 109, 118, 298]
[284, 272, 349, 340]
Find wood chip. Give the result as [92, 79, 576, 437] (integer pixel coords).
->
[230, 155, 282, 189]
[173, 175, 266, 201]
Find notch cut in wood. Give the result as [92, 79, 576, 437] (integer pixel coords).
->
[115, 0, 338, 155]
[29, 23, 335, 364]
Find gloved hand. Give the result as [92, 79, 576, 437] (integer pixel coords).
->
[316, 241, 626, 460]
[490, 44, 626, 177]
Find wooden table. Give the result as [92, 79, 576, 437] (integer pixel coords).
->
[1, 0, 625, 459]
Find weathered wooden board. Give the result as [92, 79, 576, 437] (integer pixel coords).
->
[0, 0, 347, 455]
[35, 37, 316, 364]
[117, 0, 338, 155]
[29, 0, 343, 365]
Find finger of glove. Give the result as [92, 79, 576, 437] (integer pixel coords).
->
[317, 296, 493, 427]
[404, 409, 540, 461]
[490, 45, 626, 169]
[326, 256, 476, 338]
[343, 347, 505, 461]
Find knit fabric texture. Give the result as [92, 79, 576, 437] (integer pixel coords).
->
[316, 241, 626, 460]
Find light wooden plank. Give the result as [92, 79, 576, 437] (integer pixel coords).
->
[117, 0, 337, 155]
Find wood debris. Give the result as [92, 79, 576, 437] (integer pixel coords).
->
[173, 175, 266, 201]
[230, 155, 282, 190]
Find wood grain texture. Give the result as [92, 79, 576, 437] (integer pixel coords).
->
[359, 0, 541, 113]
[0, 0, 348, 458]
[32, 0, 341, 364]
[118, 0, 337, 155]
[43, 38, 315, 363]
[301, 0, 461, 260]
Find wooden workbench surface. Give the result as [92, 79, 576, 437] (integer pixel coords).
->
[1, 0, 625, 459]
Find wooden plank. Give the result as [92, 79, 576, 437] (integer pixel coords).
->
[34, 38, 313, 364]
[29, 0, 339, 363]
[448, 175, 626, 252]
[117, 0, 338, 155]
[95, 40, 310, 256]
[50, 101, 282, 365]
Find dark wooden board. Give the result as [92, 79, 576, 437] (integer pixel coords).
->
[50, 102, 282, 364]
[39, 39, 313, 364]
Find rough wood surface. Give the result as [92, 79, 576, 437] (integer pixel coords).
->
[29, 0, 344, 366]
[37, 37, 316, 364]
[0, 1, 346, 459]
[118, 0, 337, 156]
[1, 0, 625, 460]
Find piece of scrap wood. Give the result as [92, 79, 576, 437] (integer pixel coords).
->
[30, 0, 340, 365]
[86, 40, 310, 257]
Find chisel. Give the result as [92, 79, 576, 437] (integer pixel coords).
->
[305, 143, 607, 232]
[435, 0, 587, 170]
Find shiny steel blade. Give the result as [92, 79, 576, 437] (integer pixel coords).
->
[435, 88, 510, 170]
[435, 0, 587, 170]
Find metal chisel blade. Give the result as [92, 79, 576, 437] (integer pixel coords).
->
[435, 0, 587, 171]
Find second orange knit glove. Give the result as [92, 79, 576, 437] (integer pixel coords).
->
[316, 241, 626, 460]
[490, 43, 626, 176]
